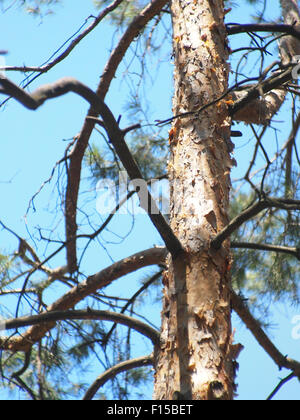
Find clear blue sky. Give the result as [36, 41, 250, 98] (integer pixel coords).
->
[0, 0, 299, 400]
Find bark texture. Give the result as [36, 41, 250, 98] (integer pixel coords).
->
[232, 0, 300, 125]
[154, 0, 235, 400]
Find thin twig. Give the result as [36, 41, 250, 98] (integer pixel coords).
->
[0, 247, 167, 352]
[231, 242, 300, 260]
[0, 75, 182, 260]
[266, 373, 296, 400]
[211, 197, 300, 249]
[103, 270, 163, 345]
[0, 0, 124, 77]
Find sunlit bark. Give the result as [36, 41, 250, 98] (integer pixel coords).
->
[154, 0, 235, 400]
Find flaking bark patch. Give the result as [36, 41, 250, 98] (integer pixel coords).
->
[154, 0, 236, 400]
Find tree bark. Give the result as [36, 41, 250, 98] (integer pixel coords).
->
[153, 0, 235, 400]
[231, 0, 300, 125]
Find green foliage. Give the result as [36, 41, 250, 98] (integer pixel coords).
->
[67, 320, 107, 362]
[0, 0, 299, 401]
[85, 142, 121, 183]
[117, 366, 152, 400]
[0, 0, 60, 15]
[0, 253, 11, 285]
[85, 131, 168, 183]
[230, 192, 300, 307]
[93, 0, 148, 26]
[0, 345, 70, 400]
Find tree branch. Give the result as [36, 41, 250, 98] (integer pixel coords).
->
[1, 309, 160, 346]
[64, 0, 169, 273]
[229, 66, 293, 120]
[227, 23, 300, 41]
[211, 197, 300, 249]
[96, 0, 168, 99]
[83, 354, 154, 400]
[0, 0, 125, 75]
[0, 247, 167, 352]
[0, 76, 183, 261]
[103, 270, 164, 345]
[266, 373, 296, 400]
[231, 242, 300, 260]
[231, 290, 300, 376]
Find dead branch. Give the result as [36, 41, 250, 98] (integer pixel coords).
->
[64, 0, 169, 273]
[86, 117, 183, 259]
[1, 309, 160, 346]
[231, 290, 300, 376]
[227, 23, 300, 41]
[83, 353, 154, 400]
[0, 247, 167, 352]
[103, 270, 164, 345]
[0, 0, 124, 75]
[211, 197, 300, 249]
[96, 0, 169, 100]
[266, 373, 296, 400]
[231, 242, 300, 260]
[0, 75, 182, 261]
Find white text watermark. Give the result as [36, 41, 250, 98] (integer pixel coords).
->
[291, 315, 300, 340]
[0, 55, 6, 76]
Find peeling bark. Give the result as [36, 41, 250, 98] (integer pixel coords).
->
[154, 0, 235, 400]
[232, 0, 300, 125]
[232, 88, 286, 125]
[279, 0, 300, 64]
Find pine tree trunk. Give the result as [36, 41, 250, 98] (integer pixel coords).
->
[154, 0, 235, 400]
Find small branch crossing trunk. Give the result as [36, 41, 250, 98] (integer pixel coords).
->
[154, 0, 236, 400]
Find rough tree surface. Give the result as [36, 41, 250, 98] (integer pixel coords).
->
[154, 0, 235, 400]
[0, 0, 299, 401]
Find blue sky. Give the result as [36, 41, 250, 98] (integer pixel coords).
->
[0, 0, 299, 400]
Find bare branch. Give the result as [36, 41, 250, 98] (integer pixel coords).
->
[211, 197, 300, 249]
[266, 373, 296, 400]
[64, 0, 169, 273]
[0, 76, 183, 261]
[231, 242, 300, 260]
[0, 76, 99, 110]
[0, 247, 167, 352]
[0, 289, 39, 297]
[87, 117, 183, 259]
[0, 0, 125, 75]
[83, 354, 154, 400]
[97, 0, 169, 99]
[227, 0, 300, 125]
[1, 309, 160, 346]
[231, 290, 300, 375]
[103, 270, 164, 345]
[227, 23, 300, 41]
